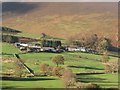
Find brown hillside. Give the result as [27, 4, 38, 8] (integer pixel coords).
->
[2, 2, 118, 46]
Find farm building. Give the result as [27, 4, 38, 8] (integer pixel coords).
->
[68, 47, 86, 52]
[14, 39, 63, 53]
[41, 39, 61, 47]
[67, 46, 97, 53]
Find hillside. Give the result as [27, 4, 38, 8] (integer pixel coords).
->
[2, 2, 118, 46]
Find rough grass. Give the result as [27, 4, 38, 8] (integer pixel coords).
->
[2, 43, 20, 54]
[3, 13, 117, 41]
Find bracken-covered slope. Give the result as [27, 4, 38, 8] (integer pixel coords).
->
[2, 2, 118, 46]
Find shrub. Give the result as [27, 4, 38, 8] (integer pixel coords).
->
[40, 64, 65, 76]
[75, 82, 100, 89]
[101, 52, 110, 63]
[52, 66, 64, 77]
[111, 61, 118, 73]
[47, 66, 54, 76]
[75, 82, 86, 88]
[103, 61, 118, 73]
[86, 83, 100, 89]
[52, 55, 64, 67]
[62, 69, 76, 88]
[14, 59, 24, 77]
[40, 64, 49, 75]
[103, 63, 112, 73]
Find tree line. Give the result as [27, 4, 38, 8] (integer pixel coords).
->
[67, 34, 112, 53]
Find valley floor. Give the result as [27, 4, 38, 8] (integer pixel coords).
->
[1, 43, 119, 89]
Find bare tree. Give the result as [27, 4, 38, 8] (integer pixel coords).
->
[52, 55, 64, 67]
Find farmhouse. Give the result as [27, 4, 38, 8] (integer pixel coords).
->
[14, 38, 63, 53]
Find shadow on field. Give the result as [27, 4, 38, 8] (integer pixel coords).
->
[77, 75, 117, 85]
[77, 75, 106, 83]
[2, 86, 16, 89]
[2, 76, 56, 81]
[68, 65, 104, 70]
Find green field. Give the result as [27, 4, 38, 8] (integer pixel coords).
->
[1, 43, 119, 89]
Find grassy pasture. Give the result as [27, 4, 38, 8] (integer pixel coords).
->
[1, 43, 119, 88]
